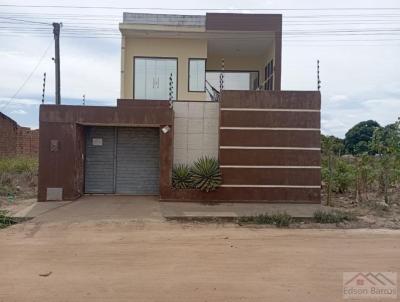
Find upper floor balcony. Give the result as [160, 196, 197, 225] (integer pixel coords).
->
[119, 12, 282, 102]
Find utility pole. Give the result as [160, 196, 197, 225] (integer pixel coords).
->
[41, 72, 46, 104]
[53, 22, 61, 104]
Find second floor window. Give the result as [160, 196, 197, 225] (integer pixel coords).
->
[189, 59, 206, 92]
[134, 57, 177, 100]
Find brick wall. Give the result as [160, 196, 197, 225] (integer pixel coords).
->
[0, 112, 39, 157]
[0, 113, 18, 156]
[16, 127, 39, 156]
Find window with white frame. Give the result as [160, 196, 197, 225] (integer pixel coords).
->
[189, 59, 206, 92]
[134, 57, 177, 100]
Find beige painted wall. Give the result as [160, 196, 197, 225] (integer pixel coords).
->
[173, 101, 219, 165]
[121, 37, 207, 101]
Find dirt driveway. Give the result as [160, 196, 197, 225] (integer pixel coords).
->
[0, 221, 399, 302]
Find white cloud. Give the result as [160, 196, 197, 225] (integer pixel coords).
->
[329, 95, 349, 102]
[10, 109, 27, 115]
[0, 97, 41, 106]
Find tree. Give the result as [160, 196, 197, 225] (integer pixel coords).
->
[371, 120, 400, 204]
[344, 120, 381, 155]
[321, 135, 345, 206]
[321, 134, 345, 156]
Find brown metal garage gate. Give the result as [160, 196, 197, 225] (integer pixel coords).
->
[84, 126, 160, 195]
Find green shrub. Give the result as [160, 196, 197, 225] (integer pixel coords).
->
[238, 212, 292, 227]
[322, 157, 355, 193]
[172, 164, 193, 189]
[190, 157, 222, 192]
[313, 210, 356, 223]
[0, 210, 17, 229]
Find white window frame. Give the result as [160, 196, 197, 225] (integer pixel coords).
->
[188, 58, 206, 92]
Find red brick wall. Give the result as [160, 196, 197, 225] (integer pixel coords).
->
[0, 113, 18, 156]
[0, 113, 39, 157]
[16, 127, 39, 156]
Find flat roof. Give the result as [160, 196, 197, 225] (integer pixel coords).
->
[123, 13, 206, 27]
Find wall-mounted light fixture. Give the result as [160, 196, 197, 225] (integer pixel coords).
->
[161, 125, 171, 134]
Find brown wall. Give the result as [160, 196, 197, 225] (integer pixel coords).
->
[162, 90, 321, 203]
[38, 101, 174, 201]
[0, 112, 38, 157]
[39, 91, 320, 204]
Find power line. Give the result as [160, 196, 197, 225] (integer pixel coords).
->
[0, 15, 51, 25]
[0, 4, 400, 11]
[3, 12, 400, 20]
[0, 13, 399, 44]
[0, 40, 53, 112]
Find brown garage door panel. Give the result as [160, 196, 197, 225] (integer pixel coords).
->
[220, 149, 321, 166]
[221, 168, 320, 186]
[221, 111, 320, 128]
[219, 129, 320, 148]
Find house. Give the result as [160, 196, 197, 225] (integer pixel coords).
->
[0, 112, 39, 157]
[38, 13, 321, 203]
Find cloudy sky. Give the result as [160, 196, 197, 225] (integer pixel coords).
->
[0, 0, 399, 137]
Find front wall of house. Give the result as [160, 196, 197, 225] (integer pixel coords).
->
[38, 103, 174, 201]
[173, 101, 219, 165]
[122, 37, 207, 101]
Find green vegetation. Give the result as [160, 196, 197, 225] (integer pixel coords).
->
[322, 118, 400, 205]
[238, 212, 292, 227]
[172, 164, 193, 189]
[344, 120, 381, 155]
[0, 157, 38, 197]
[190, 157, 222, 192]
[0, 157, 37, 174]
[0, 210, 17, 229]
[313, 210, 356, 224]
[172, 157, 222, 192]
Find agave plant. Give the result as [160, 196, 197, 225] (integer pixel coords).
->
[172, 164, 193, 189]
[190, 156, 222, 192]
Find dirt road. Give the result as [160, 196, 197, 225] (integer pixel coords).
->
[0, 221, 399, 302]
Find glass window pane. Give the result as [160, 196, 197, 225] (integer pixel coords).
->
[189, 59, 205, 91]
[134, 58, 177, 100]
[205, 71, 259, 101]
[205, 72, 258, 91]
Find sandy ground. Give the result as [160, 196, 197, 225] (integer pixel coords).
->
[1, 220, 399, 302]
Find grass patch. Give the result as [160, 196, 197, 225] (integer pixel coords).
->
[0, 157, 38, 197]
[238, 212, 292, 227]
[0, 157, 37, 174]
[313, 210, 357, 224]
[0, 210, 18, 229]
